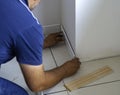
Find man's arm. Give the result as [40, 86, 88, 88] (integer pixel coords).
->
[20, 58, 80, 92]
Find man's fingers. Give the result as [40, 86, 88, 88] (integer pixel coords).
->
[56, 37, 64, 42]
[54, 32, 63, 36]
[72, 58, 81, 64]
[72, 57, 79, 61]
[56, 32, 64, 42]
[57, 34, 63, 38]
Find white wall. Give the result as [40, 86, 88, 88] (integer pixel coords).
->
[33, 0, 61, 34]
[76, 0, 120, 61]
[33, 0, 120, 61]
[61, 0, 76, 51]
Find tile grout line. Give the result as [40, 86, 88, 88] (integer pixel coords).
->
[49, 45, 70, 90]
[82, 55, 120, 63]
[49, 47, 58, 67]
[42, 48, 59, 95]
[75, 79, 120, 90]
[46, 47, 69, 95]
[44, 80, 120, 95]
[67, 90, 70, 95]
[45, 90, 67, 95]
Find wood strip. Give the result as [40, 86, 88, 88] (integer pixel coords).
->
[64, 66, 113, 91]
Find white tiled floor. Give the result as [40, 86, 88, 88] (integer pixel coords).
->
[43, 42, 120, 95]
[0, 42, 120, 95]
[69, 81, 120, 95]
[47, 91, 68, 95]
[0, 58, 35, 95]
[43, 45, 67, 94]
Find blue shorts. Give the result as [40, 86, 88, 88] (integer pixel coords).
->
[0, 77, 28, 95]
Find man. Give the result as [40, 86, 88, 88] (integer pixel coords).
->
[0, 0, 80, 94]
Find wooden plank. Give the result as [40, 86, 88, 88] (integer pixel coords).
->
[64, 66, 113, 91]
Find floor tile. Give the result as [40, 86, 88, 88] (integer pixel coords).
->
[0, 58, 35, 95]
[43, 49, 57, 70]
[44, 81, 66, 94]
[0, 58, 27, 88]
[68, 81, 120, 95]
[51, 42, 72, 67]
[46, 91, 68, 95]
[51, 43, 120, 94]
[0, 58, 22, 81]
[43, 43, 73, 94]
[43, 48, 67, 94]
[64, 56, 120, 87]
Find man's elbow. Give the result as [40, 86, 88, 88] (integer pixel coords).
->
[29, 86, 43, 92]
[28, 83, 47, 92]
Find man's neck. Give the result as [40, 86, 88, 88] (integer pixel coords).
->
[27, 0, 34, 10]
[21, 0, 28, 5]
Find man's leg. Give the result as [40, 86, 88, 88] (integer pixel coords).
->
[0, 77, 29, 95]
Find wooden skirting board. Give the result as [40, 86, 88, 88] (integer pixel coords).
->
[64, 66, 113, 91]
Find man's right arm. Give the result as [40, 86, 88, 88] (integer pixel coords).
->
[20, 58, 80, 92]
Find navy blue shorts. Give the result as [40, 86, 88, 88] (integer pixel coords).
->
[0, 77, 28, 95]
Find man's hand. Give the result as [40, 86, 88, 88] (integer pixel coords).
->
[20, 57, 81, 92]
[61, 58, 81, 78]
[43, 32, 64, 48]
